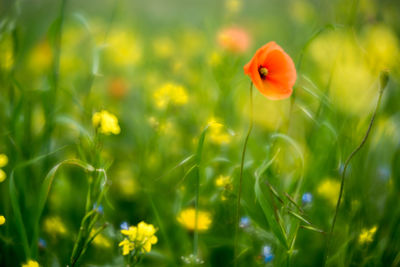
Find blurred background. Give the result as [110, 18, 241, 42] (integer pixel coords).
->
[0, 0, 400, 266]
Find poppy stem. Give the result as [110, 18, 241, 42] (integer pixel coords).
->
[324, 72, 388, 265]
[234, 82, 254, 266]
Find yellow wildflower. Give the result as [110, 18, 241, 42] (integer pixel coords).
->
[106, 29, 142, 67]
[153, 82, 188, 109]
[91, 229, 112, 248]
[119, 239, 134, 256]
[0, 36, 13, 70]
[317, 179, 340, 206]
[115, 173, 138, 198]
[289, 0, 315, 24]
[363, 24, 399, 71]
[152, 37, 174, 59]
[208, 51, 222, 67]
[92, 110, 121, 135]
[172, 59, 184, 73]
[119, 221, 158, 255]
[359, 226, 377, 244]
[0, 152, 7, 183]
[225, 0, 242, 14]
[43, 216, 67, 236]
[177, 208, 212, 232]
[0, 169, 6, 183]
[310, 30, 376, 116]
[28, 41, 52, 74]
[208, 118, 232, 145]
[0, 154, 8, 168]
[215, 175, 231, 188]
[21, 260, 39, 267]
[0, 215, 5, 225]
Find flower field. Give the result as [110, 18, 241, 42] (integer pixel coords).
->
[0, 0, 400, 266]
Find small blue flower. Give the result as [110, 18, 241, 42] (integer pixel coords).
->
[39, 238, 47, 248]
[239, 216, 251, 228]
[302, 193, 313, 204]
[262, 245, 271, 256]
[264, 254, 274, 263]
[120, 221, 129, 230]
[93, 203, 104, 213]
[262, 245, 274, 263]
[378, 166, 390, 181]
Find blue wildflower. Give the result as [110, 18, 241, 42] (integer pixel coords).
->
[239, 216, 251, 228]
[262, 245, 274, 263]
[39, 238, 47, 249]
[378, 166, 390, 181]
[302, 193, 313, 204]
[93, 203, 104, 213]
[264, 254, 274, 263]
[120, 221, 129, 230]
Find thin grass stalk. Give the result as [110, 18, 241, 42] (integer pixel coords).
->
[193, 127, 207, 258]
[234, 82, 253, 266]
[43, 0, 67, 156]
[325, 72, 388, 265]
[194, 165, 200, 257]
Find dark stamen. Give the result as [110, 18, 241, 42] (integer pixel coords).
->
[259, 67, 269, 79]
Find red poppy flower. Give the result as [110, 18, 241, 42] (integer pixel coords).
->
[244, 42, 296, 100]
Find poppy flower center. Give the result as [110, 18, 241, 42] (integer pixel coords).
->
[258, 67, 269, 79]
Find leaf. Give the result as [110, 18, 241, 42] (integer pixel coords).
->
[9, 171, 30, 260]
[8, 147, 67, 259]
[254, 151, 289, 249]
[32, 159, 99, 257]
[155, 154, 194, 182]
[300, 225, 325, 234]
[193, 126, 209, 254]
[255, 180, 289, 249]
[270, 133, 305, 199]
[55, 116, 91, 137]
[265, 181, 284, 204]
[288, 210, 311, 225]
[284, 192, 304, 213]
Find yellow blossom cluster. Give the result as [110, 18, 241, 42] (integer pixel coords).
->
[92, 110, 121, 135]
[317, 179, 340, 206]
[208, 118, 232, 145]
[177, 208, 212, 232]
[0, 36, 13, 71]
[106, 29, 142, 67]
[21, 260, 39, 267]
[119, 221, 158, 256]
[0, 215, 5, 226]
[0, 154, 8, 183]
[152, 37, 174, 59]
[359, 226, 377, 244]
[91, 229, 112, 248]
[153, 82, 188, 109]
[309, 26, 399, 116]
[43, 216, 67, 237]
[215, 175, 231, 188]
[225, 0, 242, 15]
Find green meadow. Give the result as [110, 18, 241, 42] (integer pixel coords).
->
[0, 0, 399, 266]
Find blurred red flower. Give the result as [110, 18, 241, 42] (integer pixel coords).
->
[108, 77, 128, 99]
[218, 27, 251, 53]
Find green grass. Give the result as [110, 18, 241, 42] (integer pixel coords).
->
[0, 0, 400, 266]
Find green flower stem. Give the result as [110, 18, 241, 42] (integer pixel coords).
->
[234, 82, 253, 266]
[193, 126, 207, 258]
[325, 73, 388, 265]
